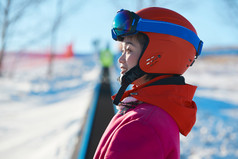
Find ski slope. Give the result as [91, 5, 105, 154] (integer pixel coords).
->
[0, 52, 238, 159]
[0, 55, 101, 159]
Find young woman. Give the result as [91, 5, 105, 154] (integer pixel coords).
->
[94, 7, 203, 159]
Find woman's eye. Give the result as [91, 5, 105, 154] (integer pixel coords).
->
[126, 49, 132, 53]
[121, 49, 131, 54]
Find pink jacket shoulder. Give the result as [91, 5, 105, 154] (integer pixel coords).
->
[94, 103, 180, 159]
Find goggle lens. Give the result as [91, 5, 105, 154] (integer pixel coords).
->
[112, 10, 139, 38]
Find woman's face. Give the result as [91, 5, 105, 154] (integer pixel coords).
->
[118, 36, 143, 76]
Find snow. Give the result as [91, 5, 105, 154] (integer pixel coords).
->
[0, 94, 89, 159]
[0, 55, 101, 159]
[184, 55, 238, 105]
[1, 53, 238, 159]
[1, 0, 238, 158]
[181, 55, 238, 159]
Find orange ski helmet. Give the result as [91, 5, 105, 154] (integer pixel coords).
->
[111, 7, 203, 105]
[136, 7, 202, 74]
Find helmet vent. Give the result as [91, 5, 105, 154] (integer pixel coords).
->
[146, 55, 160, 67]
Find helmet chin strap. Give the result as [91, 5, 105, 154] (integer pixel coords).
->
[113, 65, 145, 105]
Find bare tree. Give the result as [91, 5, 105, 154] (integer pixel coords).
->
[0, 0, 86, 77]
[47, 0, 63, 77]
[0, 0, 45, 76]
[0, 0, 11, 76]
[47, 0, 87, 77]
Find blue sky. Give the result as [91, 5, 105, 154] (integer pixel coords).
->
[5, 0, 238, 53]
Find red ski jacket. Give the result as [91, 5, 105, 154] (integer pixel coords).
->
[94, 76, 197, 159]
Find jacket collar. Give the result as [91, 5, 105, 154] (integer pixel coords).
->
[112, 75, 197, 136]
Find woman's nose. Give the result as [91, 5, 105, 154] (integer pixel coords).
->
[118, 53, 125, 64]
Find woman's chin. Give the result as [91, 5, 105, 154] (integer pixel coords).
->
[120, 70, 126, 75]
[117, 74, 124, 84]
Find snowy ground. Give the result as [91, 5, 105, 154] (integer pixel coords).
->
[0, 54, 101, 159]
[182, 55, 238, 159]
[0, 53, 238, 159]
[185, 55, 238, 106]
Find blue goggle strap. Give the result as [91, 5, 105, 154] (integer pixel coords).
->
[137, 18, 203, 56]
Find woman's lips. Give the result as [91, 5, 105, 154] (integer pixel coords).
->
[120, 67, 127, 75]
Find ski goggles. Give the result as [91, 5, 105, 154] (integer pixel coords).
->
[111, 9, 203, 56]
